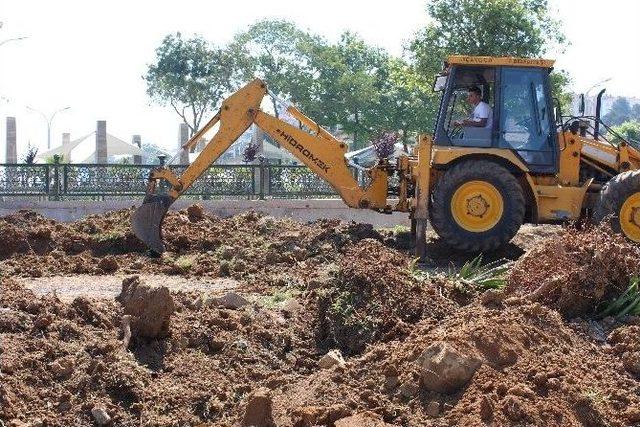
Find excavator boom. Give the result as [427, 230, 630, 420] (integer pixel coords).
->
[132, 79, 392, 252]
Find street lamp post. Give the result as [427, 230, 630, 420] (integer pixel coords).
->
[27, 106, 71, 149]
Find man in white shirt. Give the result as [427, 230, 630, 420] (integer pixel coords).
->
[454, 86, 493, 129]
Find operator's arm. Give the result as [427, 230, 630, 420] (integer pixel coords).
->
[458, 118, 487, 127]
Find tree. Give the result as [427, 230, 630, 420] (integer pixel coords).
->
[549, 70, 573, 118]
[631, 103, 640, 121]
[410, 0, 569, 129]
[145, 33, 238, 136]
[610, 120, 640, 144]
[21, 143, 38, 164]
[375, 58, 439, 144]
[306, 32, 389, 148]
[411, 0, 564, 69]
[231, 20, 319, 117]
[604, 97, 632, 127]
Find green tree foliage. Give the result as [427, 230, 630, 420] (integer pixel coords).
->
[231, 20, 318, 117]
[145, 33, 238, 135]
[549, 69, 572, 117]
[603, 97, 632, 127]
[305, 32, 389, 148]
[610, 120, 640, 143]
[410, 0, 569, 110]
[375, 58, 438, 144]
[411, 0, 564, 68]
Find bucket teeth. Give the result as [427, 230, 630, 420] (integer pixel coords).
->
[131, 194, 173, 254]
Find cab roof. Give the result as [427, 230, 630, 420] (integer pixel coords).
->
[447, 55, 555, 68]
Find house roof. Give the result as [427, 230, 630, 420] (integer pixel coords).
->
[37, 132, 143, 163]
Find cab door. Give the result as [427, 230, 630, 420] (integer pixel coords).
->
[498, 67, 558, 174]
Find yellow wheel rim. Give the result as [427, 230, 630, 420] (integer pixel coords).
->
[620, 192, 640, 243]
[451, 180, 504, 232]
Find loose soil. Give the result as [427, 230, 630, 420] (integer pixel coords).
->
[1, 207, 639, 426]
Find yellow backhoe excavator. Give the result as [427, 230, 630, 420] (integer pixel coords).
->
[132, 55, 640, 259]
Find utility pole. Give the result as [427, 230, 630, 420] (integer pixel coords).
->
[26, 106, 71, 149]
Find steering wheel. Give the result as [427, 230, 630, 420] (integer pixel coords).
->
[450, 126, 463, 139]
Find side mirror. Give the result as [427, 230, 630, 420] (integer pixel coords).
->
[433, 75, 447, 92]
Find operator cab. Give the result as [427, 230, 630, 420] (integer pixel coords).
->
[433, 56, 559, 174]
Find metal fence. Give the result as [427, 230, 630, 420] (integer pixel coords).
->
[0, 162, 341, 200]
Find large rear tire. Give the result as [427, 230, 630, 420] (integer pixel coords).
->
[430, 160, 525, 252]
[593, 170, 640, 243]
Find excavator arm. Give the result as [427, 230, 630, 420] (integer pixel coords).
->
[132, 79, 390, 252]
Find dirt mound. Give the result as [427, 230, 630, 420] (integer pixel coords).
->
[273, 300, 640, 426]
[313, 238, 457, 355]
[0, 208, 391, 281]
[507, 224, 640, 317]
[2, 208, 638, 426]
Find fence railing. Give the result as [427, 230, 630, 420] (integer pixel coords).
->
[0, 162, 343, 199]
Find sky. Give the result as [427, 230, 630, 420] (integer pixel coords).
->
[1, 0, 639, 161]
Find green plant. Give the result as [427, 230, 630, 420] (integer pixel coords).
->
[259, 286, 301, 309]
[449, 254, 512, 290]
[175, 255, 196, 271]
[92, 231, 124, 243]
[598, 277, 640, 319]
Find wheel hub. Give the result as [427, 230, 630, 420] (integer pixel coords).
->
[466, 195, 490, 217]
[451, 181, 504, 233]
[620, 192, 640, 242]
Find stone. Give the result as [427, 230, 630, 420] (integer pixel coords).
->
[335, 411, 389, 427]
[50, 357, 74, 379]
[384, 376, 399, 389]
[91, 406, 111, 425]
[242, 387, 275, 427]
[479, 395, 494, 421]
[319, 349, 345, 369]
[281, 298, 303, 314]
[399, 381, 419, 398]
[215, 292, 249, 309]
[417, 342, 481, 394]
[209, 337, 226, 352]
[187, 204, 205, 222]
[116, 276, 174, 338]
[623, 351, 640, 375]
[97, 256, 119, 273]
[425, 401, 440, 417]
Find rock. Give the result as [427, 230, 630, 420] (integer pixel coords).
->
[209, 337, 226, 352]
[214, 292, 249, 309]
[292, 404, 350, 427]
[242, 387, 275, 427]
[91, 406, 111, 425]
[97, 256, 119, 273]
[479, 395, 494, 421]
[425, 401, 440, 417]
[417, 342, 481, 394]
[479, 289, 505, 307]
[335, 411, 389, 427]
[384, 376, 399, 389]
[50, 357, 74, 379]
[319, 349, 345, 369]
[502, 395, 527, 421]
[399, 381, 419, 398]
[623, 351, 640, 375]
[281, 298, 303, 314]
[187, 204, 205, 222]
[116, 276, 174, 338]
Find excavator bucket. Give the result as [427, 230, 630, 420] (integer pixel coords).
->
[131, 194, 174, 254]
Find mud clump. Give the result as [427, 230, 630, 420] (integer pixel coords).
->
[507, 224, 640, 317]
[116, 275, 174, 338]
